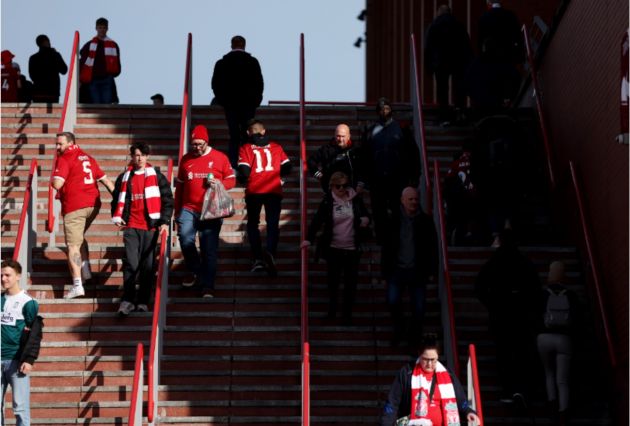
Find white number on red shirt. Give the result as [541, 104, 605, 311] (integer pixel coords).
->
[82, 161, 94, 184]
[252, 148, 274, 173]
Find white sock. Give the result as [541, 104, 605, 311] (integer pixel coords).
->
[73, 277, 83, 287]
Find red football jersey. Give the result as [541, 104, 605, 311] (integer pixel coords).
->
[126, 172, 149, 230]
[176, 147, 236, 214]
[238, 142, 289, 195]
[52, 146, 106, 215]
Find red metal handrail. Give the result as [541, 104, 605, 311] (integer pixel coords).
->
[147, 159, 173, 422]
[178, 33, 193, 161]
[298, 33, 311, 426]
[128, 343, 144, 426]
[569, 161, 617, 367]
[147, 227, 168, 422]
[410, 33, 432, 212]
[49, 30, 80, 233]
[433, 160, 460, 377]
[13, 158, 38, 261]
[468, 344, 484, 426]
[522, 25, 556, 188]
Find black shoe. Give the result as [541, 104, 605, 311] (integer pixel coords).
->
[263, 251, 277, 277]
[251, 259, 266, 272]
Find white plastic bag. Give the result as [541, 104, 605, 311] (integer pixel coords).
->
[200, 180, 234, 220]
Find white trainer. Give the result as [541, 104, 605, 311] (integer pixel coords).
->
[118, 301, 135, 316]
[64, 285, 85, 299]
[136, 304, 149, 312]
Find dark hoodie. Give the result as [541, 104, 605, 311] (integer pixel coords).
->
[211, 49, 263, 109]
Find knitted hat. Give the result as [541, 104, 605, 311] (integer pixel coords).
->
[191, 125, 209, 143]
[1, 50, 15, 66]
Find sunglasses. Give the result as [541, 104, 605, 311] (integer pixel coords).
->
[332, 183, 350, 189]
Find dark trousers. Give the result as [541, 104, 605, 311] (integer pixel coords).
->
[435, 67, 466, 121]
[386, 266, 428, 344]
[225, 105, 257, 168]
[326, 248, 360, 318]
[245, 193, 282, 260]
[122, 228, 158, 305]
[370, 180, 405, 245]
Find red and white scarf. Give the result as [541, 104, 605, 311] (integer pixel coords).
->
[112, 165, 161, 224]
[410, 359, 461, 426]
[80, 36, 120, 83]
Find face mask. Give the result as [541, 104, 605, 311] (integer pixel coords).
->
[251, 133, 266, 145]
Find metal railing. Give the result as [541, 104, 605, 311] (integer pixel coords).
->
[432, 160, 460, 377]
[12, 158, 38, 290]
[522, 25, 556, 188]
[48, 30, 79, 243]
[568, 161, 617, 367]
[178, 33, 193, 161]
[466, 344, 484, 426]
[298, 33, 311, 426]
[125, 159, 173, 425]
[410, 33, 432, 214]
[128, 343, 144, 426]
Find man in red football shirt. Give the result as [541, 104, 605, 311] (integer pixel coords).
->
[175, 125, 235, 297]
[238, 119, 291, 276]
[52, 132, 114, 299]
[111, 143, 173, 315]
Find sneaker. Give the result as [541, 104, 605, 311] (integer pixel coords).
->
[64, 285, 85, 299]
[251, 259, 266, 272]
[201, 289, 214, 298]
[182, 274, 197, 288]
[118, 301, 135, 316]
[263, 251, 277, 277]
[136, 304, 149, 312]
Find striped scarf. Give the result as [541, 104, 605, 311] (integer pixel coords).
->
[80, 37, 120, 83]
[112, 166, 161, 225]
[410, 360, 460, 426]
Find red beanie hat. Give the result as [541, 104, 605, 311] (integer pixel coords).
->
[191, 125, 209, 143]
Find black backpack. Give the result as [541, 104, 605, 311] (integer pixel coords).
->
[544, 287, 571, 329]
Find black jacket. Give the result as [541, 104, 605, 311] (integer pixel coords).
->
[111, 168, 174, 228]
[425, 13, 473, 72]
[360, 119, 420, 190]
[306, 192, 370, 261]
[307, 140, 363, 192]
[18, 315, 43, 365]
[380, 359, 476, 426]
[28, 47, 68, 101]
[211, 50, 263, 109]
[381, 208, 438, 279]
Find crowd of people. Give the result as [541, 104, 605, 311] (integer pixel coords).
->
[1, 4, 582, 426]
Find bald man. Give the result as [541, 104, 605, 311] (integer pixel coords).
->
[307, 123, 364, 192]
[381, 186, 438, 346]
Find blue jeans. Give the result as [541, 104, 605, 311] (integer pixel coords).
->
[88, 75, 114, 104]
[1, 359, 30, 426]
[177, 208, 222, 290]
[386, 266, 427, 342]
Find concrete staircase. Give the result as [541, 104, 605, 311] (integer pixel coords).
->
[1, 103, 612, 425]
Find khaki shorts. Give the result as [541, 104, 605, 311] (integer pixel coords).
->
[63, 205, 99, 246]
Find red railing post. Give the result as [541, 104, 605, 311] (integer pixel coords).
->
[128, 343, 144, 426]
[522, 25, 556, 188]
[569, 161, 617, 367]
[13, 158, 38, 289]
[433, 160, 460, 377]
[468, 344, 484, 426]
[299, 33, 311, 426]
[410, 33, 432, 213]
[179, 33, 193, 161]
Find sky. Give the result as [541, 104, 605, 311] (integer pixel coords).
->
[1, 0, 366, 105]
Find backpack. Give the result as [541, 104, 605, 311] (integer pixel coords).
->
[544, 287, 571, 329]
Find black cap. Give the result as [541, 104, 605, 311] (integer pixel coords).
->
[150, 93, 164, 102]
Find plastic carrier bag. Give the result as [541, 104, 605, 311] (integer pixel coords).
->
[200, 180, 234, 220]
